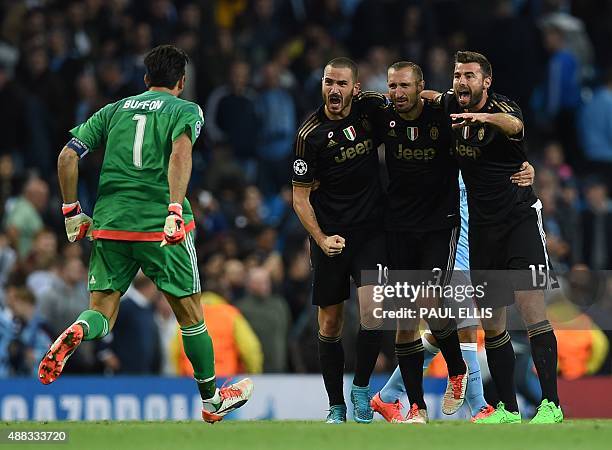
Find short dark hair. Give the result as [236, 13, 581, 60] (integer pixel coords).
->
[388, 61, 423, 81]
[454, 51, 492, 78]
[13, 286, 36, 306]
[144, 45, 189, 89]
[325, 57, 359, 82]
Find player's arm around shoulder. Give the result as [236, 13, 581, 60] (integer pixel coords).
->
[485, 95, 524, 138]
[421, 89, 443, 104]
[355, 90, 389, 109]
[481, 112, 523, 138]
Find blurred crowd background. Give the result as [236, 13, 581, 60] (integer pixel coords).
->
[0, 0, 611, 398]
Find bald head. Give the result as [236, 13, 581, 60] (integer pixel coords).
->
[24, 177, 49, 212]
[246, 267, 271, 298]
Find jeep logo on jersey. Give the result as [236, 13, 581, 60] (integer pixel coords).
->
[293, 159, 308, 175]
[334, 139, 373, 163]
[407, 127, 418, 141]
[343, 126, 356, 141]
[394, 145, 436, 161]
[455, 142, 481, 159]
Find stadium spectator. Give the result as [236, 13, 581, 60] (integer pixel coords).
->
[547, 293, 609, 380]
[254, 62, 296, 197]
[543, 141, 575, 182]
[4, 176, 48, 259]
[578, 177, 612, 270]
[238, 0, 285, 69]
[578, 68, 612, 185]
[98, 273, 162, 375]
[0, 285, 50, 377]
[24, 229, 58, 298]
[154, 292, 179, 375]
[36, 256, 88, 337]
[360, 46, 392, 93]
[282, 237, 312, 321]
[221, 258, 247, 302]
[34, 256, 96, 374]
[424, 45, 451, 93]
[532, 23, 581, 158]
[237, 267, 290, 372]
[205, 60, 259, 181]
[0, 62, 28, 161]
[174, 281, 263, 377]
[0, 234, 17, 304]
[18, 41, 67, 167]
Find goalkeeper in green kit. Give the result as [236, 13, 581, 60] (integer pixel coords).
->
[38, 45, 253, 423]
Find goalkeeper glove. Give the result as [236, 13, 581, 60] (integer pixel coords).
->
[62, 201, 93, 242]
[161, 203, 185, 247]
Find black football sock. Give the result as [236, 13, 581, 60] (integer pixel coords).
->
[430, 319, 467, 376]
[528, 320, 559, 406]
[353, 327, 383, 387]
[318, 332, 345, 406]
[396, 340, 427, 410]
[484, 330, 519, 413]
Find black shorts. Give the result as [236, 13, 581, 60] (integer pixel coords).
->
[386, 226, 459, 286]
[469, 199, 557, 308]
[310, 229, 386, 307]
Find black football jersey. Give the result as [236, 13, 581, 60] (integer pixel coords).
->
[372, 100, 459, 231]
[291, 91, 387, 233]
[440, 90, 537, 225]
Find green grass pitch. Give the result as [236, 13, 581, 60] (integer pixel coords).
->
[3, 420, 612, 450]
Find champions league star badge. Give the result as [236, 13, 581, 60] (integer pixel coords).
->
[293, 159, 308, 176]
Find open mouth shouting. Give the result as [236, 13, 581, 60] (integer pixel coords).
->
[456, 86, 471, 106]
[328, 93, 342, 109]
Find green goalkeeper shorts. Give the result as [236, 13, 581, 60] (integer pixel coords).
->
[87, 232, 201, 297]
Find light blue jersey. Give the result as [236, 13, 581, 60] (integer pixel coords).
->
[455, 171, 470, 271]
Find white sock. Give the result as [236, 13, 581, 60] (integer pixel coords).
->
[202, 388, 221, 412]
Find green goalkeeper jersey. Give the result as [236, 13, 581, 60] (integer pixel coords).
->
[70, 90, 203, 240]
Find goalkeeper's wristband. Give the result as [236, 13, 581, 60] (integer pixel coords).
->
[62, 201, 82, 217]
[168, 203, 183, 217]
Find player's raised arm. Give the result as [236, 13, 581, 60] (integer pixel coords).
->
[450, 111, 523, 137]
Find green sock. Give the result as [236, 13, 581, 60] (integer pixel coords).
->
[75, 310, 109, 340]
[180, 321, 217, 399]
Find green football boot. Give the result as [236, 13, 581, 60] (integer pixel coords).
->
[473, 402, 522, 424]
[530, 399, 564, 424]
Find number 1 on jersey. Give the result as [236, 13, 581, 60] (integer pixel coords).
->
[132, 114, 147, 168]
